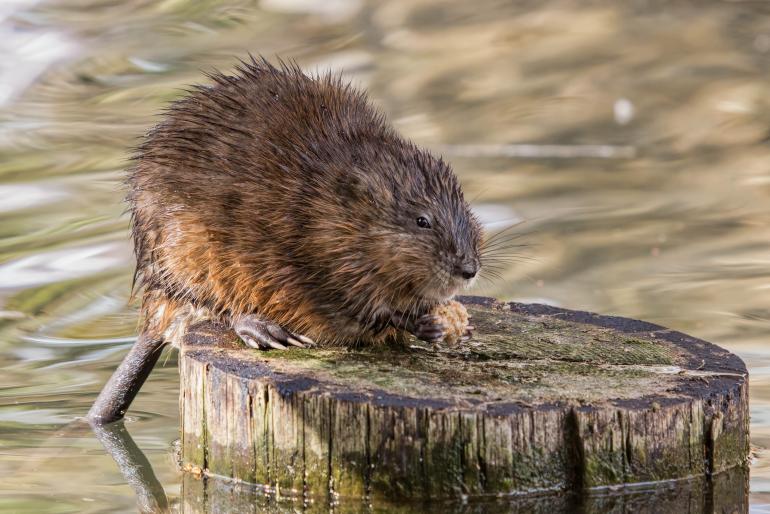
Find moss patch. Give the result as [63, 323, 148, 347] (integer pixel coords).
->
[252, 305, 679, 405]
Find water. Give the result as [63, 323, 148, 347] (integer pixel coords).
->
[0, 0, 769, 512]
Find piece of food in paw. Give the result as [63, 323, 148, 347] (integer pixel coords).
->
[426, 300, 470, 343]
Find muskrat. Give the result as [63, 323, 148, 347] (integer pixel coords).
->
[88, 57, 482, 423]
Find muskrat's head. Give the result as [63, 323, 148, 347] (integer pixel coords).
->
[350, 145, 483, 310]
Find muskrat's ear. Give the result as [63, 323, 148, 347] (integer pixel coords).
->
[337, 169, 394, 206]
[333, 171, 371, 205]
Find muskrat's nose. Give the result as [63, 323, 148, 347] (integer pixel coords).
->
[454, 259, 478, 280]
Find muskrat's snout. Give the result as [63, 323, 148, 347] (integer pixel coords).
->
[453, 216, 483, 285]
[453, 254, 479, 280]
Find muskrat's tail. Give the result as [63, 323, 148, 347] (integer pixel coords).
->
[87, 332, 167, 424]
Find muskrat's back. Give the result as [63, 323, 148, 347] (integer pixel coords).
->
[128, 58, 482, 346]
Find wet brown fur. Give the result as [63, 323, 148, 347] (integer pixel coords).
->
[128, 57, 482, 346]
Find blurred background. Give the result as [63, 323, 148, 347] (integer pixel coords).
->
[1, 0, 769, 512]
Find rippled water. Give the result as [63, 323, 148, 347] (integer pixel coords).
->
[1, 0, 769, 512]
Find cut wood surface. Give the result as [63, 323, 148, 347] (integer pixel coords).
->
[177, 296, 749, 502]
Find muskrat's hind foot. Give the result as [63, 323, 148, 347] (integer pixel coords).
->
[233, 315, 314, 350]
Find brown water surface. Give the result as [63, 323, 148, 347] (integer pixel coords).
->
[1, 0, 769, 512]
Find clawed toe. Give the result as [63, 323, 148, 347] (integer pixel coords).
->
[233, 315, 314, 350]
[460, 325, 475, 343]
[414, 314, 447, 343]
[293, 333, 315, 346]
[265, 323, 308, 348]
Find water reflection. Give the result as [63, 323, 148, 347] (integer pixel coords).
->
[0, 0, 769, 512]
[91, 420, 170, 514]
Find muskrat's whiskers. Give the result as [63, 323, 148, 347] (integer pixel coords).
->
[482, 234, 529, 245]
[481, 254, 539, 265]
[481, 251, 529, 263]
[474, 275, 499, 290]
[478, 265, 507, 275]
[479, 268, 504, 281]
[482, 232, 524, 248]
[480, 220, 527, 243]
[481, 245, 532, 254]
[480, 253, 532, 265]
[481, 239, 527, 254]
[480, 245, 530, 260]
[479, 223, 537, 267]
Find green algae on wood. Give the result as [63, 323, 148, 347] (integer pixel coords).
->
[177, 296, 749, 501]
[180, 465, 749, 514]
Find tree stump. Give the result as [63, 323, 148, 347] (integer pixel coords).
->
[177, 296, 749, 503]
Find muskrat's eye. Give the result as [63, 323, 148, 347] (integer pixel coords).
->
[416, 216, 431, 229]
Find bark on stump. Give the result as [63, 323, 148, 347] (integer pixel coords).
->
[177, 296, 749, 502]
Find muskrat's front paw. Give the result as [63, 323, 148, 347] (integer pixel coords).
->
[413, 314, 447, 343]
[233, 315, 314, 350]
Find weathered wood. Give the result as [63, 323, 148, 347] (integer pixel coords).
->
[177, 296, 749, 504]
